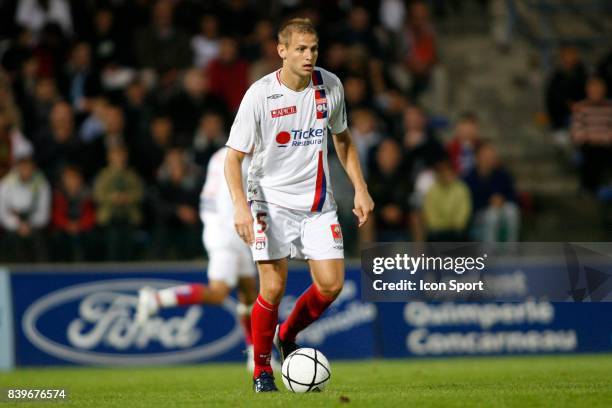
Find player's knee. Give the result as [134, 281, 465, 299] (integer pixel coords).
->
[317, 282, 343, 299]
[261, 281, 285, 304]
[208, 282, 231, 304]
[206, 290, 227, 305]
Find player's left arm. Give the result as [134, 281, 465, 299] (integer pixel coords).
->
[332, 128, 374, 227]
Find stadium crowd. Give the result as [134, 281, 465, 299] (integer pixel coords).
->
[545, 45, 612, 195]
[0, 0, 520, 262]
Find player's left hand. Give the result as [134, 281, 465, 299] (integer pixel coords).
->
[353, 189, 374, 227]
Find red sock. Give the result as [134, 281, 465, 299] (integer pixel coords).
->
[280, 284, 335, 343]
[251, 295, 278, 378]
[174, 284, 206, 306]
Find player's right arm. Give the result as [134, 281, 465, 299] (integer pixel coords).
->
[224, 148, 254, 245]
[224, 84, 261, 245]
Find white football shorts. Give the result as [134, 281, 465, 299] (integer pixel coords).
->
[250, 201, 345, 261]
[202, 218, 256, 287]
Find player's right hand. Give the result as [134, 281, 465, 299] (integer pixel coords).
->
[234, 204, 255, 245]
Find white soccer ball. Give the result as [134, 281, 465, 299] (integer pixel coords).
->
[281, 348, 331, 393]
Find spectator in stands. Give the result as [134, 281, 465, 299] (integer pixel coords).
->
[402, 1, 437, 100]
[133, 0, 191, 71]
[33, 23, 69, 79]
[344, 76, 376, 116]
[323, 42, 349, 81]
[423, 158, 472, 241]
[193, 112, 226, 170]
[243, 19, 275, 62]
[122, 79, 150, 145]
[35, 101, 82, 183]
[0, 27, 35, 79]
[249, 38, 281, 84]
[28, 77, 61, 146]
[16, 0, 74, 40]
[0, 152, 50, 262]
[79, 96, 110, 148]
[0, 109, 34, 179]
[191, 14, 220, 70]
[151, 148, 201, 259]
[546, 46, 587, 131]
[82, 104, 130, 180]
[58, 42, 101, 118]
[165, 68, 228, 144]
[90, 7, 131, 68]
[397, 105, 445, 241]
[380, 0, 406, 36]
[349, 108, 382, 172]
[93, 144, 144, 261]
[0, 72, 22, 130]
[464, 141, 520, 242]
[51, 165, 96, 261]
[401, 105, 445, 182]
[570, 76, 612, 192]
[597, 47, 612, 99]
[0, 112, 13, 178]
[339, 7, 381, 57]
[206, 37, 249, 113]
[446, 112, 481, 176]
[10, 51, 37, 134]
[365, 138, 412, 242]
[135, 114, 174, 183]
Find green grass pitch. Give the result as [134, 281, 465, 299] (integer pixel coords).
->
[1, 354, 611, 407]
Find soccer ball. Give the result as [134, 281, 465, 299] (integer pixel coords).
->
[281, 348, 331, 393]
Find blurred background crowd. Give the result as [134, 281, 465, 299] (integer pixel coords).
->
[0, 0, 610, 262]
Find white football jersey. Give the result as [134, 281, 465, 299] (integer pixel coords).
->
[226, 67, 347, 212]
[199, 147, 249, 232]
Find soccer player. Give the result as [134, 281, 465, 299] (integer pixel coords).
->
[224, 18, 374, 392]
[136, 147, 265, 371]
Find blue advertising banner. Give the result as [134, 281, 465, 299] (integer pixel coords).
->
[10, 266, 376, 366]
[375, 301, 612, 358]
[7, 265, 612, 367]
[0, 269, 14, 370]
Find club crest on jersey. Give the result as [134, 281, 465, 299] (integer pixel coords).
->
[315, 91, 328, 119]
[271, 106, 297, 118]
[330, 224, 343, 243]
[255, 236, 266, 250]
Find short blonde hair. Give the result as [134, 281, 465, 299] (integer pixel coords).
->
[277, 18, 318, 46]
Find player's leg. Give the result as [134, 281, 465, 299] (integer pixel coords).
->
[136, 247, 238, 324]
[251, 258, 287, 380]
[136, 280, 233, 324]
[236, 276, 257, 347]
[277, 210, 345, 348]
[249, 201, 296, 391]
[278, 259, 344, 344]
[236, 275, 257, 371]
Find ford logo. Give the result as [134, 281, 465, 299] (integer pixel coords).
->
[22, 279, 243, 365]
